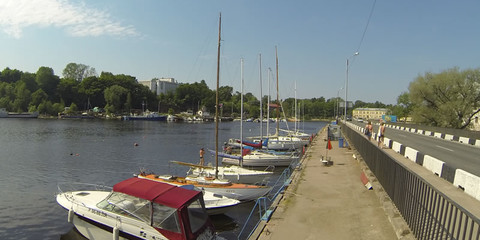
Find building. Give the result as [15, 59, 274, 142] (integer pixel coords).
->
[139, 78, 179, 95]
[352, 108, 389, 120]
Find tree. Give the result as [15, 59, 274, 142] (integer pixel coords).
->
[13, 82, 31, 112]
[57, 78, 79, 107]
[30, 89, 48, 108]
[391, 92, 412, 122]
[36, 67, 60, 101]
[19, 72, 38, 92]
[408, 67, 480, 129]
[104, 85, 128, 113]
[63, 63, 97, 82]
[0, 68, 22, 83]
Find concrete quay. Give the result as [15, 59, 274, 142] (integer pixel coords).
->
[251, 127, 414, 240]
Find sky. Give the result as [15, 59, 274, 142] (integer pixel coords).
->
[1, 0, 480, 105]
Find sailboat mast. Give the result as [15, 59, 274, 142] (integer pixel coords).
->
[215, 13, 221, 178]
[275, 46, 279, 136]
[294, 81, 297, 133]
[240, 58, 244, 167]
[259, 53, 263, 140]
[267, 68, 271, 137]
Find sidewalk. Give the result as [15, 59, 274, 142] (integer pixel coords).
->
[254, 127, 405, 240]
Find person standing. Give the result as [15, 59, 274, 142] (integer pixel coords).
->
[199, 148, 205, 166]
[378, 122, 386, 148]
[365, 121, 373, 141]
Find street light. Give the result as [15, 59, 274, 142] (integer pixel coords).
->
[345, 52, 359, 121]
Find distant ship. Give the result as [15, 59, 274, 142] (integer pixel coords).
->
[0, 108, 39, 118]
[122, 111, 167, 121]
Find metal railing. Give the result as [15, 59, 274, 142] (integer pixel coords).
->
[342, 123, 480, 240]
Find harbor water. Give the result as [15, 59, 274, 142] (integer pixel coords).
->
[0, 118, 325, 240]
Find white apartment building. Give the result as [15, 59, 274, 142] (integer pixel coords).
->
[139, 78, 179, 95]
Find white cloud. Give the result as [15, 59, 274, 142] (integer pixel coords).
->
[0, 0, 138, 38]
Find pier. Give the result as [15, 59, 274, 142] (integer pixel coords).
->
[251, 124, 413, 239]
[249, 120, 480, 240]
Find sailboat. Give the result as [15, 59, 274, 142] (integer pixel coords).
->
[280, 83, 312, 141]
[148, 13, 272, 201]
[176, 58, 274, 182]
[249, 47, 310, 151]
[221, 54, 300, 167]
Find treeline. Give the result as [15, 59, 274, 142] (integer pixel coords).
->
[0, 63, 394, 119]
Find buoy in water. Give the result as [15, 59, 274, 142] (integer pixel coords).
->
[134, 143, 139, 147]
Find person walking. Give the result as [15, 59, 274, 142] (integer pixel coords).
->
[365, 121, 373, 141]
[378, 122, 386, 148]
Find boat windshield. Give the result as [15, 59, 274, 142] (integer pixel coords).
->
[152, 203, 181, 233]
[187, 198, 208, 233]
[97, 192, 151, 224]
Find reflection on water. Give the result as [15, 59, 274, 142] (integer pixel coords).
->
[0, 119, 325, 240]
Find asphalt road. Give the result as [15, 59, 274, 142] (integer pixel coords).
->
[350, 120, 480, 177]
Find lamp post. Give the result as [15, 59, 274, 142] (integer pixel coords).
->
[345, 52, 359, 121]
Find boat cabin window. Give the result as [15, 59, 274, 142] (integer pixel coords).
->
[186, 198, 208, 233]
[97, 192, 151, 224]
[152, 203, 181, 233]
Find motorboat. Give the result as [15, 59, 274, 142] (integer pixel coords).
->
[56, 177, 219, 240]
[179, 185, 240, 215]
[137, 173, 272, 202]
[172, 160, 274, 184]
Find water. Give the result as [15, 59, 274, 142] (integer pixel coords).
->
[0, 118, 325, 240]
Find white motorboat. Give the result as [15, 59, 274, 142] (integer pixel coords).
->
[195, 187, 240, 215]
[56, 177, 219, 240]
[172, 160, 274, 184]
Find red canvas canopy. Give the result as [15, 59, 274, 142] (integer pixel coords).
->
[113, 177, 200, 209]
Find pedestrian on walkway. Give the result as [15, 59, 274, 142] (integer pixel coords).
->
[378, 122, 385, 148]
[365, 121, 373, 141]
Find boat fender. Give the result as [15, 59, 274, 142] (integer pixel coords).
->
[113, 226, 120, 240]
[68, 209, 74, 223]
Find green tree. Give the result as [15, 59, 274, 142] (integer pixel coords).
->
[57, 78, 79, 107]
[30, 89, 48, 108]
[79, 76, 106, 108]
[19, 72, 38, 92]
[63, 63, 97, 82]
[391, 92, 412, 122]
[13, 82, 31, 112]
[409, 67, 480, 129]
[36, 67, 60, 101]
[104, 85, 128, 113]
[0, 68, 22, 83]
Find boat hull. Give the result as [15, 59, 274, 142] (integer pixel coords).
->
[222, 156, 297, 167]
[203, 186, 271, 202]
[57, 191, 164, 240]
[191, 166, 273, 184]
[138, 174, 271, 201]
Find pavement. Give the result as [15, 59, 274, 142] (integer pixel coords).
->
[252, 126, 415, 240]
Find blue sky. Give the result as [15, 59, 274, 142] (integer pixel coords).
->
[1, 0, 480, 105]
